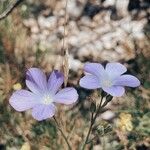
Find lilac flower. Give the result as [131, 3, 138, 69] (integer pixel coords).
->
[9, 68, 78, 121]
[79, 62, 140, 97]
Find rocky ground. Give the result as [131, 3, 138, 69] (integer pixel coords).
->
[22, 0, 150, 70]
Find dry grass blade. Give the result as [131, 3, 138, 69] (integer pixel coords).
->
[63, 48, 69, 87]
[62, 0, 69, 87]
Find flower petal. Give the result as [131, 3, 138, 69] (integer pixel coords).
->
[102, 86, 125, 97]
[54, 88, 78, 105]
[105, 63, 127, 80]
[32, 104, 56, 121]
[114, 75, 140, 87]
[84, 63, 105, 78]
[48, 70, 64, 94]
[26, 80, 40, 94]
[26, 68, 47, 94]
[79, 75, 101, 89]
[9, 90, 38, 112]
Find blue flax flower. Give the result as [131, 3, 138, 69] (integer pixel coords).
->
[9, 68, 78, 121]
[79, 62, 140, 97]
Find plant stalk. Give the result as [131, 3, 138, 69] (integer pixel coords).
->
[81, 96, 104, 150]
[53, 116, 72, 150]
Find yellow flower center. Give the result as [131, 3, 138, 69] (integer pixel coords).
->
[43, 95, 53, 105]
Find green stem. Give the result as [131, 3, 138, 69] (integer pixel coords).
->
[53, 117, 72, 150]
[81, 96, 104, 150]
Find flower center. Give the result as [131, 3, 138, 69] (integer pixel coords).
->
[102, 80, 112, 88]
[43, 95, 53, 105]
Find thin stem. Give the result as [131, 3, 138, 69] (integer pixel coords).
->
[81, 112, 94, 149]
[53, 116, 72, 150]
[92, 97, 103, 122]
[81, 96, 104, 150]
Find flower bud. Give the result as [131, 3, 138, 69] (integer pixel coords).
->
[101, 90, 107, 97]
[106, 95, 113, 102]
[96, 125, 104, 135]
[104, 124, 113, 134]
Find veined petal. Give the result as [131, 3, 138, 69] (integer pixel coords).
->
[32, 104, 56, 121]
[105, 63, 127, 80]
[114, 75, 140, 87]
[54, 87, 78, 105]
[26, 68, 47, 94]
[102, 86, 125, 97]
[79, 75, 101, 89]
[84, 63, 105, 78]
[26, 80, 40, 94]
[9, 90, 38, 112]
[48, 70, 64, 94]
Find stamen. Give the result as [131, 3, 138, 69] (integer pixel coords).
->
[43, 95, 53, 105]
[102, 80, 112, 88]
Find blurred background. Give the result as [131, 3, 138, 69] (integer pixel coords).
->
[0, 0, 150, 149]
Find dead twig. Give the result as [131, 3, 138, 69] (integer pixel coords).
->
[0, 0, 24, 21]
